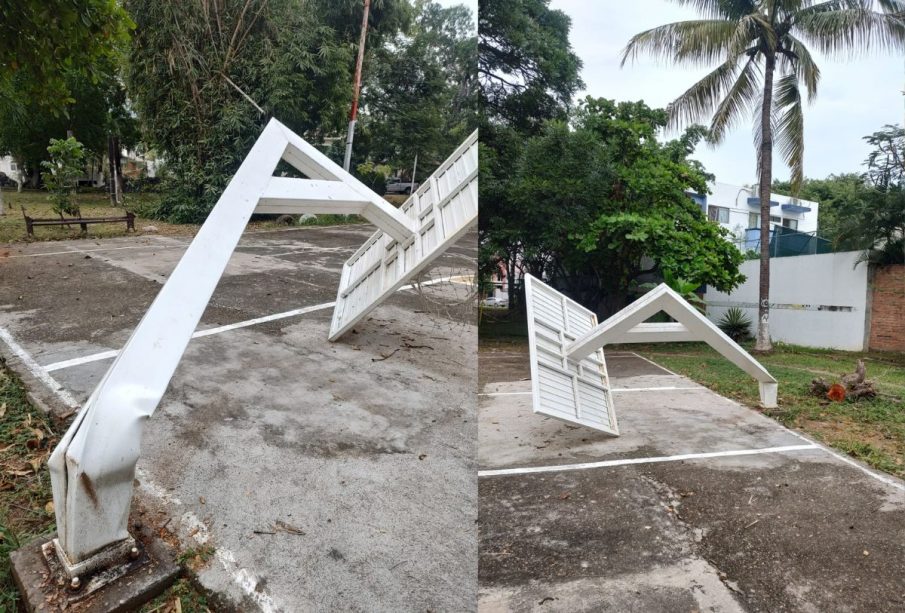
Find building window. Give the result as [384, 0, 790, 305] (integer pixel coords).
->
[770, 215, 781, 224]
[748, 212, 758, 228]
[708, 206, 730, 223]
[782, 218, 798, 230]
[9, 162, 16, 171]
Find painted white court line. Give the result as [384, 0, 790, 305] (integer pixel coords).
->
[1, 326, 280, 611]
[0, 326, 79, 408]
[784, 428, 905, 493]
[629, 352, 682, 377]
[43, 301, 336, 372]
[477, 444, 821, 477]
[42, 275, 465, 373]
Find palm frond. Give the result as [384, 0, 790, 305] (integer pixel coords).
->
[621, 19, 747, 67]
[668, 0, 758, 19]
[667, 56, 745, 128]
[709, 56, 761, 142]
[779, 34, 820, 100]
[775, 73, 805, 191]
[794, 4, 905, 56]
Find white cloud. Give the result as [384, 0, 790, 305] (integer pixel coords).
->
[550, 0, 905, 185]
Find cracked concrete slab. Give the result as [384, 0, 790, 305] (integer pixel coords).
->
[1, 225, 477, 612]
[478, 344, 905, 612]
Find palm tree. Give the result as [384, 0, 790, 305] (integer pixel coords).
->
[623, 0, 905, 351]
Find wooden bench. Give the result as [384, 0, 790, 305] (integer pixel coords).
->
[21, 206, 135, 236]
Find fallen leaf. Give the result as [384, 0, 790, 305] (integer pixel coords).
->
[0, 403, 6, 418]
[558, 492, 571, 500]
[45, 501, 54, 514]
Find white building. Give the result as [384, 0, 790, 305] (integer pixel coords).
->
[691, 181, 820, 251]
[0, 155, 23, 185]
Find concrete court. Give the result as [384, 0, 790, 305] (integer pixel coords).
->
[0, 225, 478, 612]
[478, 344, 905, 613]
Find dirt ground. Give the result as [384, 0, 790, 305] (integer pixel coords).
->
[0, 224, 478, 612]
[478, 343, 905, 612]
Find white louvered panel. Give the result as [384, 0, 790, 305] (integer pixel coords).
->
[524, 274, 618, 435]
[329, 130, 479, 340]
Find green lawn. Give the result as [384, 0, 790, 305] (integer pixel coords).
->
[629, 342, 905, 478]
[0, 190, 197, 243]
[0, 189, 372, 245]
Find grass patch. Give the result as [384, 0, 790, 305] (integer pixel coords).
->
[0, 359, 58, 611]
[627, 342, 905, 477]
[0, 360, 210, 610]
[0, 190, 369, 244]
[479, 307, 527, 341]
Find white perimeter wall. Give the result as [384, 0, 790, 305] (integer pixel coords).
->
[705, 251, 869, 351]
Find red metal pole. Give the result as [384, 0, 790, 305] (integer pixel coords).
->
[343, 0, 371, 172]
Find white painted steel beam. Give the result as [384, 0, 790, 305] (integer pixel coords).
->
[524, 275, 778, 437]
[256, 178, 372, 214]
[46, 119, 471, 570]
[565, 283, 778, 409]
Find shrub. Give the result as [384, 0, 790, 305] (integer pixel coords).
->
[717, 307, 752, 341]
[41, 137, 86, 217]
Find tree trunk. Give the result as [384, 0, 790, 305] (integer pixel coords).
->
[755, 55, 775, 353]
[113, 136, 124, 205]
[108, 135, 117, 206]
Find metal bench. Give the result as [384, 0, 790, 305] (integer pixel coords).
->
[21, 206, 135, 236]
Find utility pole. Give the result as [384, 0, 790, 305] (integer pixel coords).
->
[343, 0, 371, 172]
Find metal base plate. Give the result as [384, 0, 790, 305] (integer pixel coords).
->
[10, 530, 179, 612]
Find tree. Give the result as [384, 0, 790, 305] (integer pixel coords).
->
[0, 58, 138, 189]
[623, 0, 905, 352]
[508, 98, 744, 316]
[0, 0, 132, 113]
[837, 125, 905, 263]
[479, 0, 583, 132]
[42, 137, 86, 217]
[478, 0, 584, 309]
[772, 173, 865, 248]
[126, 0, 356, 222]
[357, 1, 477, 178]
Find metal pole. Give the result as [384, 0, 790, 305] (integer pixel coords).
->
[343, 0, 371, 172]
[410, 153, 418, 195]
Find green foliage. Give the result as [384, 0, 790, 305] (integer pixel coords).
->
[479, 0, 583, 132]
[717, 307, 753, 342]
[354, 1, 477, 178]
[0, 40, 137, 186]
[478, 0, 584, 309]
[0, 0, 133, 113]
[661, 270, 706, 314]
[126, 0, 356, 223]
[41, 138, 86, 216]
[356, 161, 393, 192]
[507, 98, 744, 316]
[773, 125, 905, 264]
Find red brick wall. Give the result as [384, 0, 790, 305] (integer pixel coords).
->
[869, 265, 905, 351]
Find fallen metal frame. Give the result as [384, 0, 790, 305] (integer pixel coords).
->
[525, 274, 778, 436]
[47, 119, 478, 580]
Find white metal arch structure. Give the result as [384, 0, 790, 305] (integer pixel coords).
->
[46, 118, 475, 576]
[329, 130, 478, 339]
[525, 274, 778, 435]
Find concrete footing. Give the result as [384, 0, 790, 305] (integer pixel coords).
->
[11, 528, 179, 613]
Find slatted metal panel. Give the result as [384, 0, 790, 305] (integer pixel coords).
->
[328, 130, 478, 340]
[524, 274, 619, 435]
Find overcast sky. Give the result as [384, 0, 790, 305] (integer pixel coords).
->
[548, 0, 905, 186]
